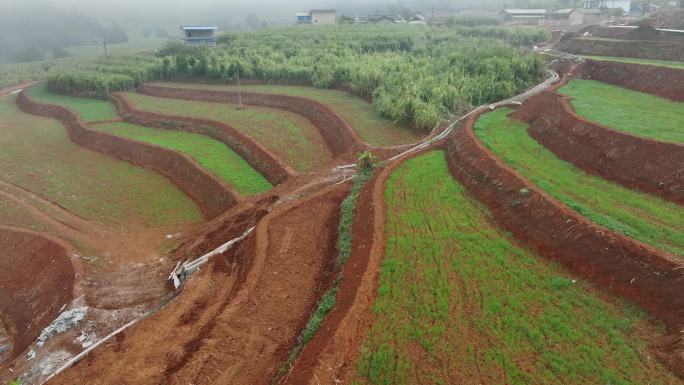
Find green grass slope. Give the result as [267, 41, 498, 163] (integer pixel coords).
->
[123, 92, 333, 173]
[27, 83, 119, 122]
[92, 122, 271, 195]
[583, 56, 684, 70]
[153, 81, 424, 147]
[0, 95, 201, 227]
[558, 79, 684, 143]
[475, 108, 684, 257]
[354, 150, 678, 385]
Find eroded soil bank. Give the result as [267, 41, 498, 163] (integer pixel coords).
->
[0, 227, 74, 365]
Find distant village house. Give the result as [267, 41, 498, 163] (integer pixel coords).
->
[296, 10, 336, 25]
[180, 26, 217, 46]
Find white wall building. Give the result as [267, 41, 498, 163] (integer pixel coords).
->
[310, 10, 336, 25]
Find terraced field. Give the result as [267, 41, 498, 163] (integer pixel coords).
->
[558, 79, 684, 143]
[353, 151, 675, 385]
[123, 92, 334, 172]
[474, 108, 684, 257]
[92, 122, 272, 195]
[0, 95, 201, 227]
[583, 55, 684, 70]
[150, 81, 423, 147]
[27, 83, 119, 122]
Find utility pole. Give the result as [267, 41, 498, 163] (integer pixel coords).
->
[103, 40, 108, 68]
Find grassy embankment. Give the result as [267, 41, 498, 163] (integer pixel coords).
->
[152, 81, 423, 147]
[27, 85, 271, 195]
[27, 82, 119, 122]
[92, 122, 271, 195]
[354, 150, 678, 385]
[0, 95, 200, 227]
[475, 108, 684, 257]
[123, 92, 334, 172]
[558, 79, 684, 143]
[583, 55, 684, 70]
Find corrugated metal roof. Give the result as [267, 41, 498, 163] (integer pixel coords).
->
[180, 26, 218, 31]
[503, 9, 547, 14]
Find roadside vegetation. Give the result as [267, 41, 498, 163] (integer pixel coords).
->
[558, 79, 684, 143]
[123, 92, 333, 172]
[27, 83, 118, 122]
[92, 122, 272, 195]
[274, 152, 374, 381]
[47, 25, 547, 130]
[475, 108, 684, 257]
[583, 55, 684, 70]
[151, 81, 422, 146]
[0, 95, 201, 227]
[354, 150, 677, 385]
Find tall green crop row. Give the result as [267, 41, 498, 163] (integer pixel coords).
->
[47, 25, 547, 127]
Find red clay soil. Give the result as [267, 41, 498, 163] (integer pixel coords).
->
[0, 226, 74, 364]
[16, 89, 238, 220]
[577, 25, 684, 42]
[445, 111, 684, 375]
[575, 59, 684, 102]
[284, 144, 442, 385]
[556, 34, 684, 61]
[138, 84, 366, 157]
[46, 183, 349, 385]
[512, 90, 684, 204]
[111, 93, 295, 185]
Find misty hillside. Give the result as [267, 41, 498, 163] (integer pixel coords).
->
[0, 1, 128, 63]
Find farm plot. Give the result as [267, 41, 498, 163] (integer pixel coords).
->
[151, 81, 423, 147]
[582, 55, 684, 70]
[558, 79, 684, 143]
[123, 92, 334, 172]
[0, 95, 201, 227]
[27, 83, 119, 122]
[91, 122, 272, 195]
[475, 108, 684, 257]
[353, 150, 678, 385]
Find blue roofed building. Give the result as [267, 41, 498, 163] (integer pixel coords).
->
[180, 26, 218, 46]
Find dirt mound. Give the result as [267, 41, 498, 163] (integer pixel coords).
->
[0, 226, 74, 365]
[16, 89, 238, 220]
[512, 90, 684, 204]
[46, 184, 348, 384]
[112, 93, 296, 185]
[445, 111, 684, 376]
[138, 84, 366, 156]
[556, 34, 684, 61]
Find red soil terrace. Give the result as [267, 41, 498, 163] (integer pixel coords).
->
[0, 226, 74, 364]
[137, 84, 366, 156]
[111, 93, 296, 185]
[579, 59, 684, 102]
[46, 183, 349, 385]
[512, 90, 684, 205]
[445, 110, 684, 375]
[16, 89, 238, 220]
[283, 146, 441, 385]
